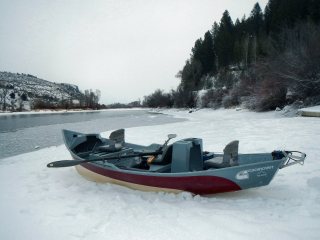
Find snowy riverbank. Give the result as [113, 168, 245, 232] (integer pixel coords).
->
[0, 108, 319, 240]
[0, 108, 144, 116]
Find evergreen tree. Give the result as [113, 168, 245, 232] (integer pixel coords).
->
[233, 17, 249, 66]
[211, 21, 219, 39]
[309, 0, 320, 23]
[264, 0, 281, 34]
[265, 0, 311, 34]
[170, 0, 320, 109]
[202, 31, 216, 74]
[180, 60, 203, 91]
[249, 3, 264, 35]
[214, 10, 234, 68]
[191, 38, 203, 61]
[191, 32, 216, 75]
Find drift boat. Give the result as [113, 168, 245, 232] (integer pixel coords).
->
[47, 129, 306, 195]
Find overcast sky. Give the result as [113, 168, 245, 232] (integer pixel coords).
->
[0, 0, 268, 104]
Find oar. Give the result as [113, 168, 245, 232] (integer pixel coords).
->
[47, 151, 162, 168]
[47, 133, 177, 168]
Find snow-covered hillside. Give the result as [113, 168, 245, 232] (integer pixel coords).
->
[0, 72, 83, 110]
[0, 109, 319, 240]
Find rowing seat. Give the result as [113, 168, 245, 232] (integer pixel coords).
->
[204, 140, 239, 168]
[97, 143, 122, 152]
[97, 129, 125, 152]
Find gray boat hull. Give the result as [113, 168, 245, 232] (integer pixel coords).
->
[61, 129, 304, 195]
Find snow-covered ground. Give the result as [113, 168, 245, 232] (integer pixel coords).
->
[0, 109, 319, 240]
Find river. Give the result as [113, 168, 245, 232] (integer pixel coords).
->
[0, 109, 183, 159]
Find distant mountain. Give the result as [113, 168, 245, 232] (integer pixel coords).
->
[0, 71, 84, 111]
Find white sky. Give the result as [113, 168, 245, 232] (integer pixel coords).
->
[0, 0, 268, 104]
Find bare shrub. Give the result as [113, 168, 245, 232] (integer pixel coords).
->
[241, 96, 257, 110]
[32, 99, 55, 110]
[255, 22, 320, 106]
[222, 80, 249, 108]
[254, 78, 287, 111]
[172, 88, 196, 108]
[143, 89, 173, 108]
[214, 70, 237, 90]
[201, 89, 225, 108]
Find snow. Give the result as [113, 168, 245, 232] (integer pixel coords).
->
[1, 108, 320, 240]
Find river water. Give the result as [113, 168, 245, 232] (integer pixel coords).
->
[0, 109, 183, 159]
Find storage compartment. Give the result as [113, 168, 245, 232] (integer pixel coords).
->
[171, 138, 203, 173]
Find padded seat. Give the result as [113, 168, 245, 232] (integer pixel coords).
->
[97, 143, 122, 152]
[204, 140, 239, 168]
[97, 129, 125, 152]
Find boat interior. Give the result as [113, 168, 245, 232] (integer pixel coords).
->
[65, 129, 278, 173]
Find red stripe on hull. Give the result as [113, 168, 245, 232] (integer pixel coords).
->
[82, 163, 241, 195]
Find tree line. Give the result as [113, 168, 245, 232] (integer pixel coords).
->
[29, 89, 102, 110]
[143, 0, 320, 111]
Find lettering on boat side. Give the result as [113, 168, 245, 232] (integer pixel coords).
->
[236, 166, 274, 180]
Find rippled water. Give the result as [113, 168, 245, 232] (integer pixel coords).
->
[0, 109, 183, 159]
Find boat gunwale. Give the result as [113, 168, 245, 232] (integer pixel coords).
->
[69, 150, 284, 178]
